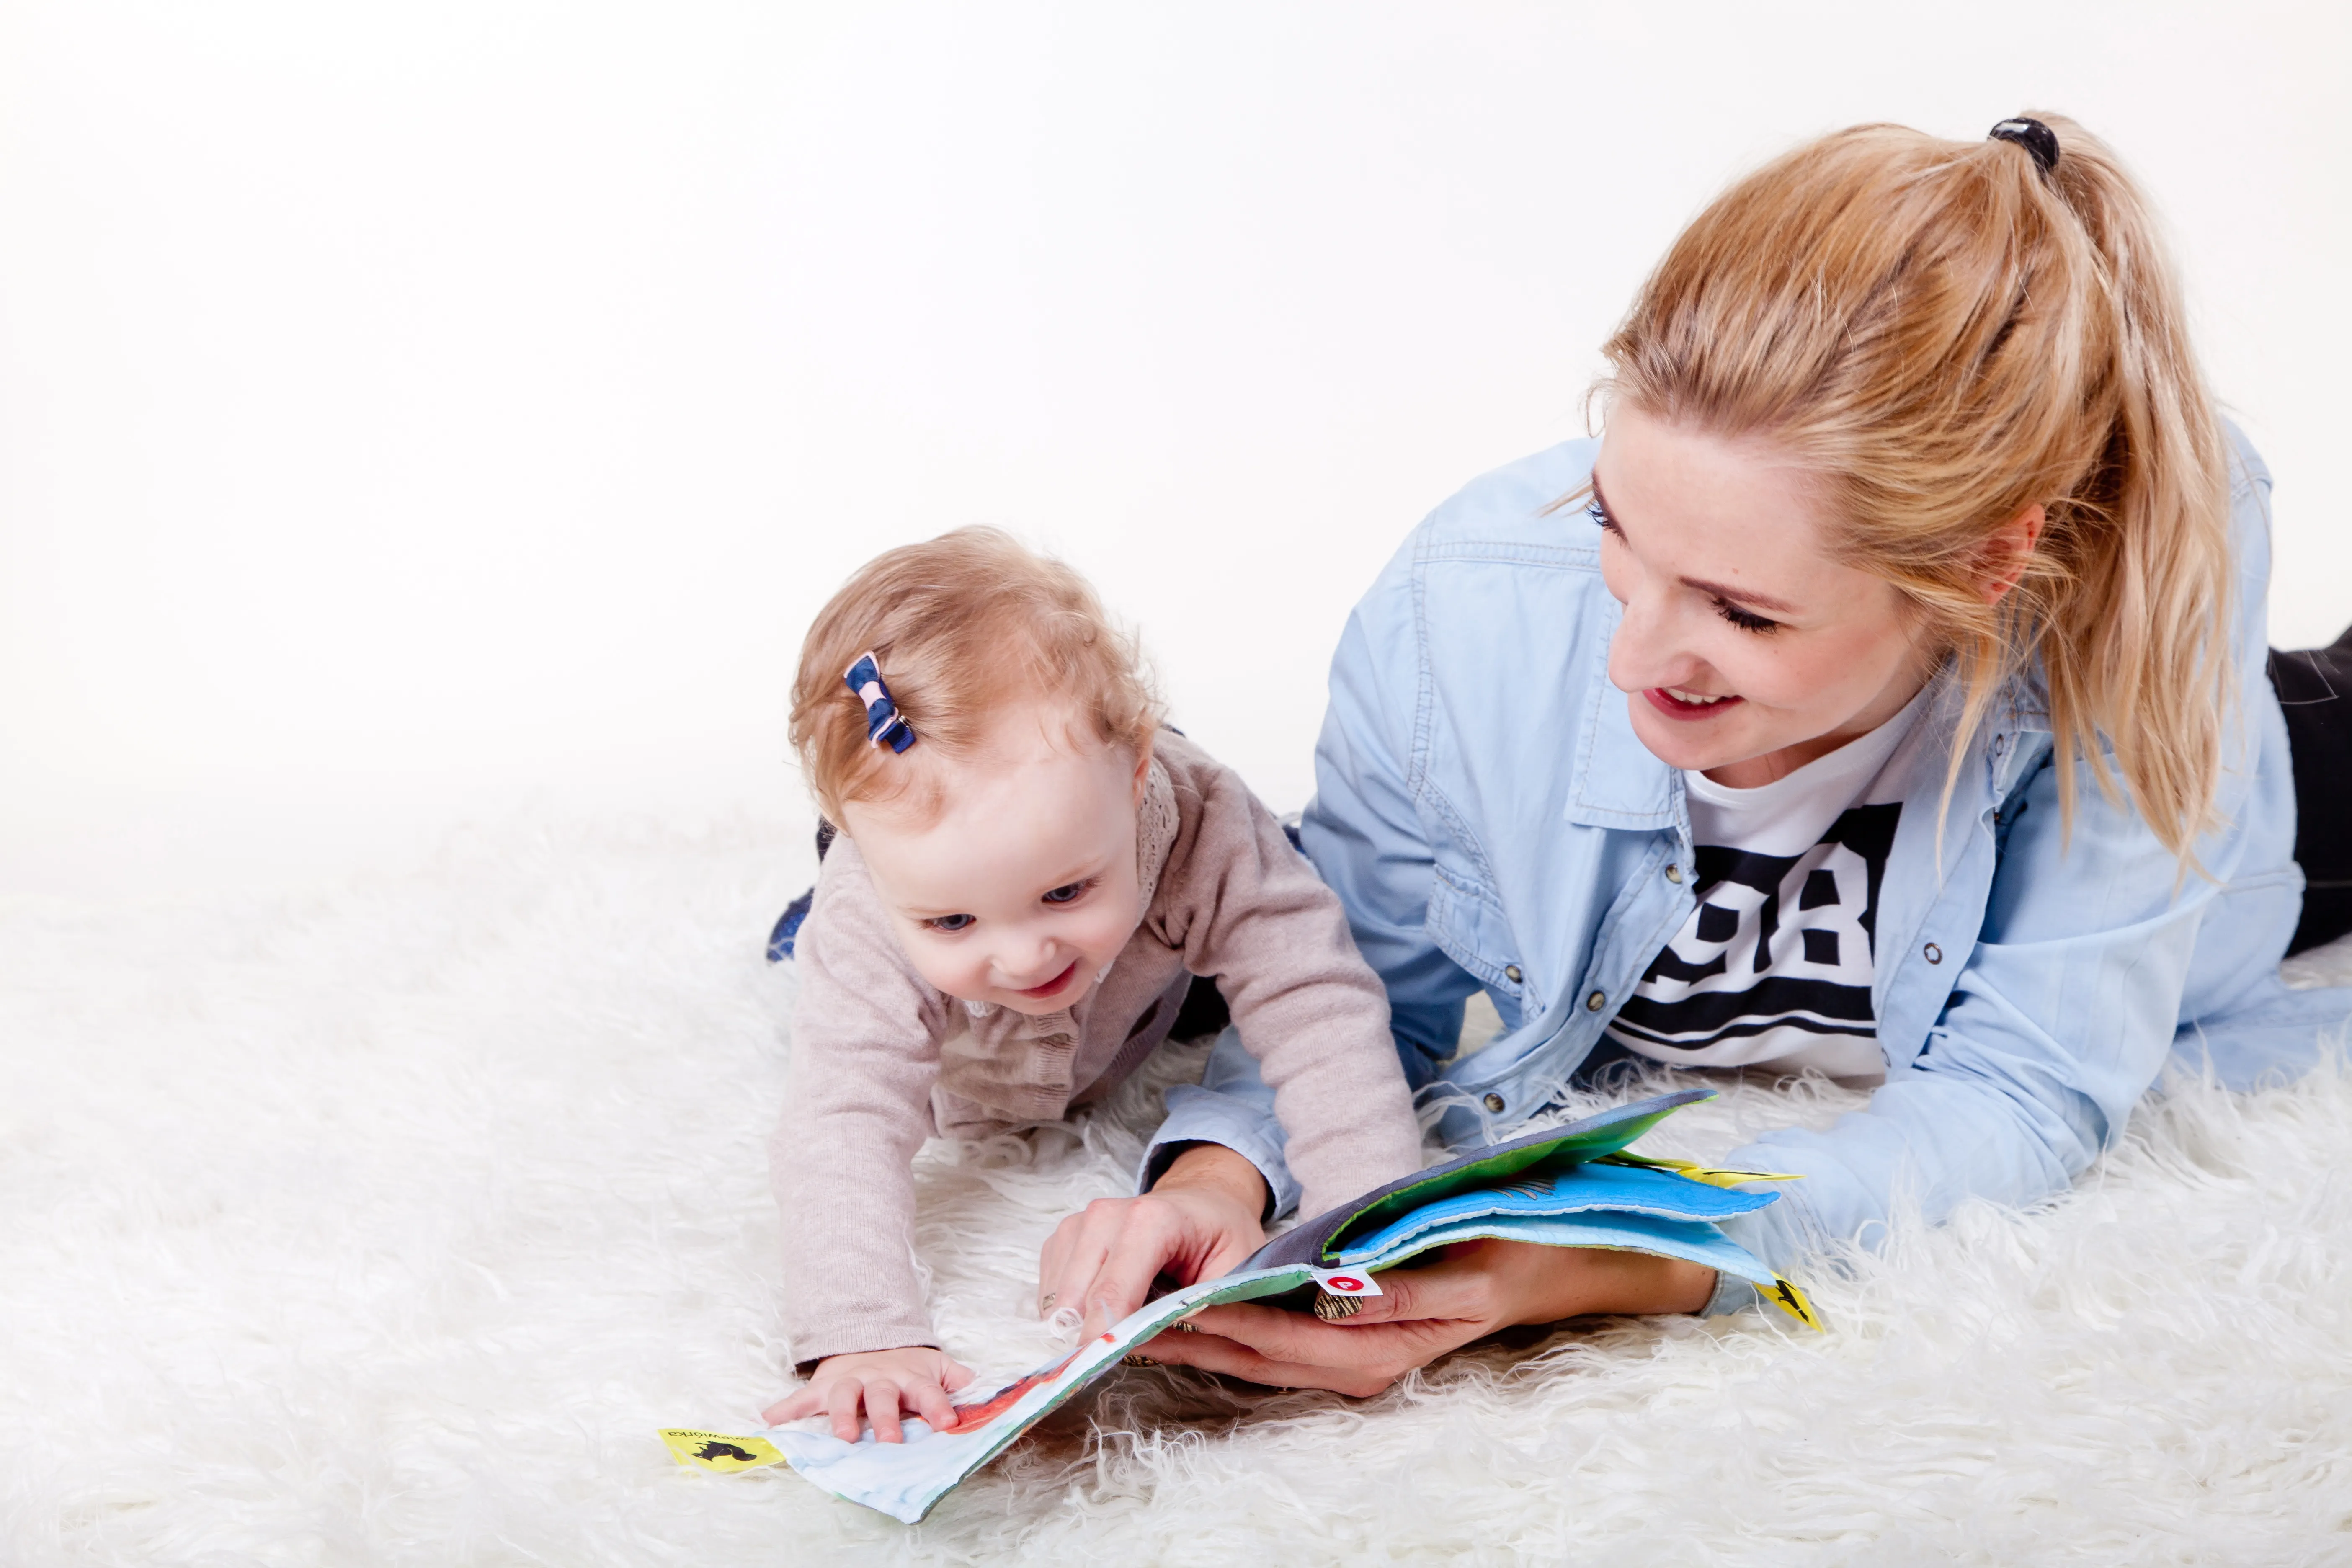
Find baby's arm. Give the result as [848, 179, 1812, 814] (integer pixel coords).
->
[1170, 767, 1424, 1219]
[768, 843, 955, 1414]
[762, 1346, 974, 1444]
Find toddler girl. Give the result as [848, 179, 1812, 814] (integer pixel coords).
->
[761, 526, 1422, 1441]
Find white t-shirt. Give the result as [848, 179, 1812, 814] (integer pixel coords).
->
[1605, 689, 1932, 1080]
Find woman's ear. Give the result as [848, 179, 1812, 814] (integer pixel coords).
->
[1980, 504, 2045, 605]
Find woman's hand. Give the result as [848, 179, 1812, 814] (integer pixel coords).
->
[1037, 1142, 1269, 1339]
[1140, 1240, 1715, 1397]
[761, 1346, 974, 1443]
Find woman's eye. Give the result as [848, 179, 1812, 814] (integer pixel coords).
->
[1041, 880, 1093, 906]
[1714, 599, 1781, 634]
[925, 913, 975, 933]
[1586, 499, 1619, 534]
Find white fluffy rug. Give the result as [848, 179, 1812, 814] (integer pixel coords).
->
[5, 815, 2351, 1566]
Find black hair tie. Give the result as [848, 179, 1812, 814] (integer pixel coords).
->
[1988, 117, 2060, 175]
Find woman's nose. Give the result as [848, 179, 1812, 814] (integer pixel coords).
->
[1607, 590, 1698, 694]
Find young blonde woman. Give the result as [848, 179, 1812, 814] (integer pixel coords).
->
[1039, 113, 2352, 1392]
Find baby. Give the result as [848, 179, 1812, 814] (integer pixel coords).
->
[762, 527, 1421, 1441]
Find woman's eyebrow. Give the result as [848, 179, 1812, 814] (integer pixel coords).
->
[1681, 574, 1799, 615]
[1592, 471, 1801, 616]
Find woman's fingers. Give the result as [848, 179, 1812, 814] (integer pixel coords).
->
[1082, 1202, 1189, 1336]
[1141, 1328, 1403, 1399]
[1169, 1299, 1471, 1367]
[1325, 1251, 1504, 1326]
[1038, 1201, 1129, 1321]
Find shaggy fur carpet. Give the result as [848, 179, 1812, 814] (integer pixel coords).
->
[5, 815, 2350, 1566]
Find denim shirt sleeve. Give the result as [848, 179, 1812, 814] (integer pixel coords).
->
[1297, 545, 1485, 1085]
[1136, 1025, 1302, 1219]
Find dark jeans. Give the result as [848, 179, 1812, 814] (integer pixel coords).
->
[2272, 622, 2352, 956]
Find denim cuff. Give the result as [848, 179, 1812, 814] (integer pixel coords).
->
[1699, 1269, 1764, 1318]
[1137, 1083, 1302, 1221]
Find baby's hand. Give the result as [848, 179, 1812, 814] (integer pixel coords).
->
[762, 1346, 975, 1444]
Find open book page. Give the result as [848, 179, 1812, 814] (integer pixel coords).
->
[661, 1090, 1819, 1523]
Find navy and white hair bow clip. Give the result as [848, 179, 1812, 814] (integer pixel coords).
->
[844, 651, 916, 753]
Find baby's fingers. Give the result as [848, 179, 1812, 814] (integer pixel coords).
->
[761, 1385, 822, 1426]
[866, 1380, 908, 1444]
[910, 1374, 960, 1433]
[941, 1356, 975, 1394]
[825, 1379, 865, 1443]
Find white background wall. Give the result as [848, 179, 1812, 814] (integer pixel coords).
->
[4, 1, 2347, 899]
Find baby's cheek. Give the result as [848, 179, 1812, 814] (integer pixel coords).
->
[900, 941, 977, 1001]
[1080, 904, 1143, 965]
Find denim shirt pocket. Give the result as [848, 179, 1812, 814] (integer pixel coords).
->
[1425, 859, 1532, 1008]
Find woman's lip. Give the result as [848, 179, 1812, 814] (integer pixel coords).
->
[1643, 686, 1745, 722]
[1015, 960, 1081, 999]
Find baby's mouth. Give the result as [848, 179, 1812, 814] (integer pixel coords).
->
[1015, 960, 1081, 1000]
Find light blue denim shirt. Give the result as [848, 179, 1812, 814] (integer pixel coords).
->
[1146, 429, 2352, 1296]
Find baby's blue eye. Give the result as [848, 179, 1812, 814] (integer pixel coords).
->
[927, 913, 975, 932]
[1042, 881, 1090, 905]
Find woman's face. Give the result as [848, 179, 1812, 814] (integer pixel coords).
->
[1594, 405, 1933, 786]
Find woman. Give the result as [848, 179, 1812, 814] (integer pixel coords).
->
[1040, 113, 2352, 1390]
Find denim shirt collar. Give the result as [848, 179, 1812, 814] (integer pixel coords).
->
[1563, 599, 1681, 833]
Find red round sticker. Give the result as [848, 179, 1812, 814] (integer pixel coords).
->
[1327, 1276, 1363, 1292]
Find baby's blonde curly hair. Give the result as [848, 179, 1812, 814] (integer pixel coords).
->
[790, 526, 1163, 825]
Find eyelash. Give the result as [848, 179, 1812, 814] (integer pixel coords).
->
[1587, 497, 1782, 635]
[921, 878, 1098, 933]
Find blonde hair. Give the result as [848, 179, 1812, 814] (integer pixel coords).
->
[789, 526, 1163, 823]
[1599, 113, 2232, 858]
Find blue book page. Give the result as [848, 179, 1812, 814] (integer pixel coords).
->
[1346, 1207, 1779, 1286]
[1333, 1160, 1776, 1264]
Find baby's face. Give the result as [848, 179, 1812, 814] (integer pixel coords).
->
[841, 703, 1149, 1017]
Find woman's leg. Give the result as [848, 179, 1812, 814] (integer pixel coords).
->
[2271, 624, 2352, 954]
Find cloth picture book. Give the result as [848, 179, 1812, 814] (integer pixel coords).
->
[659, 1088, 1819, 1523]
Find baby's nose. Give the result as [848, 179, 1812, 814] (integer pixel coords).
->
[995, 939, 1063, 987]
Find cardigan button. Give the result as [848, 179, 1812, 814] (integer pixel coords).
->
[1586, 990, 1607, 1012]
[1924, 942, 1943, 965]
[1665, 863, 1684, 884]
[1504, 965, 1523, 984]
[1483, 1093, 1506, 1114]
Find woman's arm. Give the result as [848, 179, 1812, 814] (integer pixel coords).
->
[1142, 1240, 1714, 1395]
[1299, 572, 1487, 1083]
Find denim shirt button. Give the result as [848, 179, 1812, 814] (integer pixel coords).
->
[1586, 990, 1607, 1011]
[1665, 863, 1683, 884]
[1924, 942, 1944, 965]
[1483, 1093, 1506, 1113]
[1504, 964, 1523, 984]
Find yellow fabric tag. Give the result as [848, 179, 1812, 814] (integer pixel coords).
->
[1603, 1153, 1805, 1189]
[1764, 1275, 1825, 1332]
[660, 1429, 787, 1473]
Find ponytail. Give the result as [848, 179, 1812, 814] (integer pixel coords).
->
[1601, 113, 2233, 859]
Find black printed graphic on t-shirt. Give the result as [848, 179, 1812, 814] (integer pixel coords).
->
[1612, 802, 1902, 1051]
